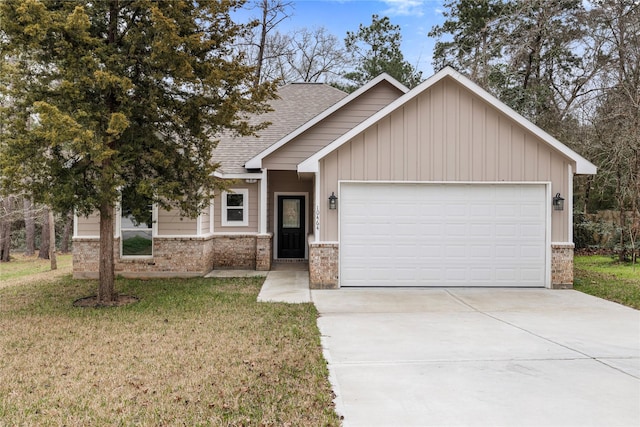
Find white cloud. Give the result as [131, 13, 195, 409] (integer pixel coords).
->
[381, 0, 425, 17]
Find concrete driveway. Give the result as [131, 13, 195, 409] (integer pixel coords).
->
[312, 288, 640, 427]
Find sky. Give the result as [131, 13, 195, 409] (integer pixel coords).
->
[235, 0, 448, 76]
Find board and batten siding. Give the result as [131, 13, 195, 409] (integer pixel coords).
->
[213, 183, 259, 233]
[320, 76, 572, 242]
[262, 81, 404, 171]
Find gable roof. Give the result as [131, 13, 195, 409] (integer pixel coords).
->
[213, 82, 348, 175]
[298, 66, 598, 175]
[244, 73, 409, 170]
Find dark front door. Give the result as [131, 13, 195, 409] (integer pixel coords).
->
[277, 195, 305, 258]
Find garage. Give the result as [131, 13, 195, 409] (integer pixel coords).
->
[339, 182, 549, 287]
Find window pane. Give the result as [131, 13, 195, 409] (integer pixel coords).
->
[122, 230, 152, 256]
[227, 208, 244, 222]
[226, 194, 244, 207]
[282, 199, 300, 228]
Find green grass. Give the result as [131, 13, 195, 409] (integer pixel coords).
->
[0, 253, 73, 281]
[0, 276, 340, 426]
[574, 255, 640, 310]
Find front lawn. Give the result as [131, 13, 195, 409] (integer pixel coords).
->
[0, 253, 72, 283]
[574, 255, 640, 310]
[0, 276, 340, 426]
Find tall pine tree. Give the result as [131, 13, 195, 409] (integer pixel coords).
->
[343, 15, 422, 91]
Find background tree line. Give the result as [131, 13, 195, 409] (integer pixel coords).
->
[0, 194, 72, 262]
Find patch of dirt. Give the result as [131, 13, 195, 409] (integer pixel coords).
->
[73, 295, 139, 308]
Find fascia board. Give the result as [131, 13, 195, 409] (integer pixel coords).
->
[213, 171, 264, 179]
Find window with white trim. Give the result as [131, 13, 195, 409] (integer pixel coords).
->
[120, 188, 153, 257]
[222, 189, 248, 226]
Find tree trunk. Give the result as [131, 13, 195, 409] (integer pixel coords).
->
[60, 210, 73, 253]
[98, 201, 116, 304]
[0, 196, 13, 262]
[24, 198, 35, 256]
[39, 207, 50, 259]
[254, 0, 269, 87]
[49, 209, 57, 270]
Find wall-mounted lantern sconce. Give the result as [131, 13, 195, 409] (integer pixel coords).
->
[552, 193, 565, 211]
[328, 192, 338, 210]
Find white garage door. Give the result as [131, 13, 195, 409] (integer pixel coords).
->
[340, 183, 548, 287]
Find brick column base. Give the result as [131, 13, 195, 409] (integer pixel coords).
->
[551, 243, 574, 289]
[309, 240, 339, 289]
[256, 234, 273, 271]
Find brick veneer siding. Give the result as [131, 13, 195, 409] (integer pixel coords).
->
[73, 236, 215, 279]
[309, 241, 339, 289]
[73, 234, 273, 278]
[212, 235, 265, 269]
[73, 238, 101, 278]
[551, 243, 574, 289]
[256, 234, 273, 271]
[211, 234, 273, 270]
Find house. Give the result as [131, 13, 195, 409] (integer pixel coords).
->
[73, 66, 597, 289]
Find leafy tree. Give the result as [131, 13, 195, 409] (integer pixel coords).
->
[0, 0, 276, 304]
[343, 14, 422, 91]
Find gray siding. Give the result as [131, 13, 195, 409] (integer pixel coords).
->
[201, 203, 211, 234]
[157, 208, 197, 236]
[76, 212, 101, 237]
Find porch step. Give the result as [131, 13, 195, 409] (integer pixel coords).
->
[204, 270, 268, 278]
[271, 261, 309, 271]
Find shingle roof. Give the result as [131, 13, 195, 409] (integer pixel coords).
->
[213, 83, 348, 174]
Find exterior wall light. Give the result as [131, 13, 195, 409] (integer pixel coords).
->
[328, 192, 338, 210]
[552, 193, 565, 211]
[245, 178, 258, 184]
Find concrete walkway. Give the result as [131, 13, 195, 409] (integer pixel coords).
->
[256, 266, 311, 303]
[312, 288, 640, 427]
